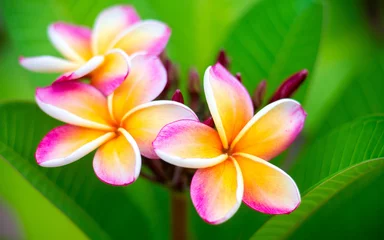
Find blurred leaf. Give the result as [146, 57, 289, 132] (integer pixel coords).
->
[251, 115, 384, 239]
[312, 54, 384, 137]
[0, 160, 87, 240]
[0, 46, 35, 101]
[223, 0, 322, 100]
[303, 0, 384, 133]
[145, 0, 259, 72]
[0, 102, 171, 240]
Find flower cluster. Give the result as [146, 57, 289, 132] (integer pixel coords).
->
[20, 5, 307, 224]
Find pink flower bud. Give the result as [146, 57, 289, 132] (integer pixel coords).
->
[269, 70, 308, 103]
[188, 68, 201, 112]
[202, 117, 215, 128]
[188, 68, 200, 94]
[235, 73, 242, 82]
[171, 89, 184, 104]
[252, 80, 267, 109]
[216, 49, 230, 69]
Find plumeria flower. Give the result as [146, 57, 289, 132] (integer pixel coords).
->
[35, 54, 197, 185]
[19, 5, 170, 95]
[153, 63, 306, 224]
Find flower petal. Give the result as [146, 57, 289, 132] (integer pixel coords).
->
[36, 125, 115, 167]
[153, 119, 227, 168]
[111, 53, 166, 121]
[111, 20, 171, 56]
[122, 101, 198, 159]
[19, 56, 79, 73]
[190, 157, 243, 224]
[93, 128, 141, 186]
[36, 81, 115, 130]
[48, 22, 92, 62]
[90, 49, 130, 96]
[231, 99, 306, 160]
[204, 63, 253, 149]
[92, 5, 140, 55]
[233, 153, 301, 214]
[56, 56, 104, 82]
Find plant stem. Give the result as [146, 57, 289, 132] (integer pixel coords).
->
[139, 172, 157, 182]
[171, 191, 187, 240]
[143, 158, 168, 182]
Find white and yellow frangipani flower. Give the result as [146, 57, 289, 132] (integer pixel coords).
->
[35, 54, 197, 185]
[153, 63, 306, 224]
[20, 5, 171, 95]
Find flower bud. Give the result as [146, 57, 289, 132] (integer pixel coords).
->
[188, 68, 200, 94]
[269, 69, 308, 103]
[252, 80, 267, 110]
[171, 89, 184, 104]
[203, 117, 215, 128]
[188, 68, 201, 112]
[216, 49, 230, 69]
[235, 73, 242, 82]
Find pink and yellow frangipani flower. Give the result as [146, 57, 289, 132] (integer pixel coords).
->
[19, 5, 171, 95]
[153, 63, 306, 224]
[35, 54, 197, 185]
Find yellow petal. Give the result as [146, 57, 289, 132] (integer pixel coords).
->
[190, 157, 243, 224]
[153, 119, 227, 168]
[92, 5, 140, 55]
[36, 81, 115, 130]
[48, 22, 92, 62]
[90, 49, 130, 96]
[234, 153, 300, 214]
[93, 128, 141, 186]
[122, 101, 198, 159]
[204, 64, 253, 148]
[231, 99, 306, 160]
[110, 53, 166, 121]
[111, 20, 170, 56]
[36, 125, 114, 167]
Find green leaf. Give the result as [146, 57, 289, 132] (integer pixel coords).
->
[144, 0, 259, 72]
[222, 0, 323, 99]
[0, 102, 171, 240]
[0, 160, 88, 240]
[293, 115, 384, 191]
[252, 158, 384, 239]
[250, 115, 384, 239]
[311, 54, 384, 137]
[303, 0, 384, 133]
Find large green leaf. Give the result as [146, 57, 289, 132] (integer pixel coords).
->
[250, 115, 384, 239]
[293, 115, 384, 191]
[303, 0, 384, 133]
[313, 54, 384, 137]
[0, 159, 88, 239]
[222, 0, 322, 100]
[252, 158, 384, 239]
[0, 102, 171, 240]
[144, 0, 258, 73]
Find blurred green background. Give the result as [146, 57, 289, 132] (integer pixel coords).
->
[0, 0, 383, 239]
